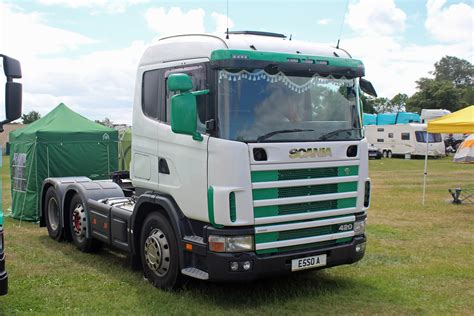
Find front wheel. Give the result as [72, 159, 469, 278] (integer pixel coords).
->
[140, 212, 184, 290]
[69, 194, 101, 252]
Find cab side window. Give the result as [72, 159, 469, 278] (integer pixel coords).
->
[142, 69, 166, 121]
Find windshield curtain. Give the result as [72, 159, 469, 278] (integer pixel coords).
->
[217, 69, 361, 142]
[415, 131, 442, 143]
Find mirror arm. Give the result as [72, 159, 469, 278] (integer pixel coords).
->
[191, 89, 210, 96]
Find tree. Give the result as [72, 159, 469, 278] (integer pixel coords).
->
[95, 117, 113, 128]
[405, 78, 465, 113]
[21, 111, 41, 124]
[360, 94, 376, 114]
[389, 93, 408, 112]
[433, 56, 473, 88]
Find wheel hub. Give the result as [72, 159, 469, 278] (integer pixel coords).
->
[71, 203, 87, 241]
[144, 229, 171, 277]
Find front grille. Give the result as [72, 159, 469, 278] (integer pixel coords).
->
[252, 164, 359, 255]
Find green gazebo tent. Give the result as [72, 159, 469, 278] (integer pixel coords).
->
[118, 127, 132, 171]
[9, 103, 118, 221]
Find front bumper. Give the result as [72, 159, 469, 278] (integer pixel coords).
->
[205, 235, 366, 282]
[0, 252, 8, 295]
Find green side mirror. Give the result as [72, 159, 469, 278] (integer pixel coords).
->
[168, 73, 209, 141]
[168, 73, 193, 92]
[171, 93, 203, 141]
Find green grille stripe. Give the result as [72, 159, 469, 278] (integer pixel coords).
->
[254, 197, 356, 218]
[252, 181, 357, 201]
[256, 237, 353, 254]
[251, 166, 359, 183]
[255, 222, 352, 244]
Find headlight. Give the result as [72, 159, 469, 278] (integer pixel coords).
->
[354, 220, 366, 235]
[208, 235, 254, 252]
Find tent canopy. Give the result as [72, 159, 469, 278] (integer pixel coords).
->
[427, 105, 474, 134]
[10, 103, 116, 142]
[9, 103, 118, 221]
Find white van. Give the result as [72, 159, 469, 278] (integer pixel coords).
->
[365, 123, 445, 158]
[421, 109, 451, 123]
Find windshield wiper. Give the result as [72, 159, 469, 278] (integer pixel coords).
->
[319, 128, 362, 141]
[256, 129, 314, 142]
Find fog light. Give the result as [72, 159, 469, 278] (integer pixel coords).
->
[242, 261, 251, 271]
[356, 242, 366, 253]
[230, 261, 239, 271]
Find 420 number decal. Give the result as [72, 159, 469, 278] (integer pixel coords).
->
[338, 223, 353, 231]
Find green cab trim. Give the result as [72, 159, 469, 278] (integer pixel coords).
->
[207, 186, 224, 228]
[210, 49, 363, 69]
[229, 192, 236, 223]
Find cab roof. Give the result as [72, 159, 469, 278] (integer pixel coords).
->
[139, 32, 353, 67]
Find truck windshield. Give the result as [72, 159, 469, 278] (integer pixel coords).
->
[415, 131, 442, 143]
[217, 69, 361, 142]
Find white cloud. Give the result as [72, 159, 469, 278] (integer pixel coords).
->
[211, 11, 235, 35]
[145, 7, 206, 37]
[317, 18, 332, 26]
[145, 7, 235, 37]
[346, 0, 407, 36]
[37, 0, 150, 14]
[425, 0, 474, 43]
[342, 35, 472, 98]
[0, 3, 95, 59]
[0, 3, 144, 124]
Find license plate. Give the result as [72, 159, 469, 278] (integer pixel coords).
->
[291, 254, 327, 271]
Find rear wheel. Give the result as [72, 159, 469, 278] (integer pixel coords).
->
[382, 150, 388, 158]
[69, 194, 101, 252]
[387, 150, 393, 158]
[44, 187, 62, 240]
[140, 212, 183, 290]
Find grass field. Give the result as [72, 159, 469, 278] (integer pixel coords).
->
[1, 155, 473, 314]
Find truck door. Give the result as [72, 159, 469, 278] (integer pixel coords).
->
[156, 61, 210, 222]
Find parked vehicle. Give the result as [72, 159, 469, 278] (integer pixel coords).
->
[0, 53, 24, 295]
[39, 31, 375, 289]
[420, 109, 451, 123]
[368, 144, 382, 159]
[365, 123, 445, 158]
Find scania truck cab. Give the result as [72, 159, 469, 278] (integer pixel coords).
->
[40, 31, 375, 289]
[0, 54, 23, 295]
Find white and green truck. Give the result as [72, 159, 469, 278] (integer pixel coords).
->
[40, 31, 376, 289]
[0, 54, 23, 295]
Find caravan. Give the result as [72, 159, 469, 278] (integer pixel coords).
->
[365, 123, 445, 158]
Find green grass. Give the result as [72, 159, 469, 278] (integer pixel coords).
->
[1, 155, 473, 314]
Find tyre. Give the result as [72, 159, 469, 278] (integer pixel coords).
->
[382, 150, 388, 158]
[387, 150, 393, 158]
[44, 187, 62, 240]
[140, 212, 183, 290]
[69, 194, 101, 252]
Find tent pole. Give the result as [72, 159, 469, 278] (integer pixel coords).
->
[422, 131, 429, 205]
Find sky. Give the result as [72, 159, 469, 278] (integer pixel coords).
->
[0, 0, 473, 124]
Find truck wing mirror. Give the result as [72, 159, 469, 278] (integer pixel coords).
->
[360, 78, 377, 97]
[1, 54, 22, 129]
[168, 73, 209, 141]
